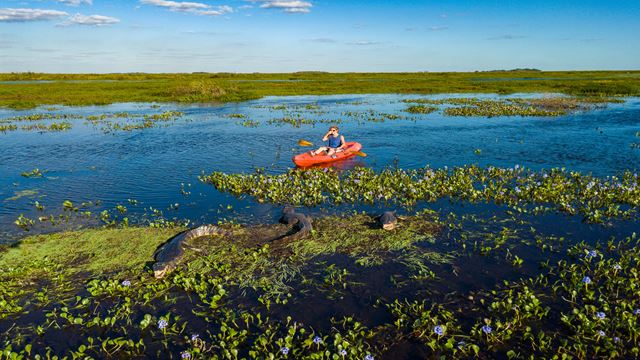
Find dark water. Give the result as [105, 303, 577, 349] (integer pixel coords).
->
[1, 94, 639, 243]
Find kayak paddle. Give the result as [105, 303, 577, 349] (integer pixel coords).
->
[298, 139, 314, 147]
[355, 151, 367, 157]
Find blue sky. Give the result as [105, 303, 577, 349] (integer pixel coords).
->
[0, 0, 639, 73]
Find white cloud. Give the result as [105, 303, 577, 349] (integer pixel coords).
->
[57, 0, 93, 6]
[486, 34, 525, 40]
[139, 0, 233, 16]
[0, 8, 70, 22]
[429, 26, 448, 31]
[348, 41, 380, 46]
[249, 0, 312, 13]
[305, 38, 337, 43]
[59, 13, 120, 26]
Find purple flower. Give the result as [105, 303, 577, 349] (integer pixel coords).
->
[339, 349, 347, 356]
[481, 325, 492, 334]
[313, 336, 323, 345]
[614, 337, 621, 343]
[597, 330, 605, 337]
[181, 352, 191, 359]
[433, 325, 444, 336]
[457, 340, 466, 349]
[191, 334, 200, 342]
[364, 355, 374, 360]
[280, 347, 289, 355]
[596, 312, 606, 320]
[582, 276, 592, 285]
[613, 264, 622, 270]
[157, 319, 168, 330]
[586, 250, 597, 258]
[121, 280, 131, 287]
[633, 309, 640, 315]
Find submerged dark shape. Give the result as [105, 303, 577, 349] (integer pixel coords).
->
[379, 211, 398, 230]
[278, 206, 313, 242]
[153, 225, 227, 279]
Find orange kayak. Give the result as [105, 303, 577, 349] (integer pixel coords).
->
[293, 142, 362, 167]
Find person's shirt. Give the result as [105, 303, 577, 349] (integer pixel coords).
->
[327, 134, 342, 148]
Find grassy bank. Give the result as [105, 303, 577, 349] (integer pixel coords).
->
[1, 70, 639, 109]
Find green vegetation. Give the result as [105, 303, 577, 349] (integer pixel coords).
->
[85, 110, 185, 132]
[0, 227, 181, 275]
[1, 71, 639, 109]
[0, 110, 185, 134]
[21, 168, 44, 178]
[20, 121, 72, 132]
[2, 206, 640, 358]
[0, 124, 17, 132]
[0, 213, 444, 358]
[236, 119, 260, 127]
[405, 105, 438, 114]
[201, 166, 640, 223]
[402, 96, 621, 117]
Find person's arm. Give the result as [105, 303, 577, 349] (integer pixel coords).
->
[322, 131, 332, 142]
[338, 135, 346, 149]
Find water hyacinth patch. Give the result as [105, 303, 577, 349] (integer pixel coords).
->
[2, 182, 640, 358]
[201, 165, 640, 223]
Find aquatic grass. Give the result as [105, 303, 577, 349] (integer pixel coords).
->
[0, 124, 17, 132]
[20, 121, 72, 132]
[236, 119, 260, 127]
[405, 105, 438, 114]
[0, 227, 183, 275]
[402, 96, 622, 117]
[21, 168, 44, 178]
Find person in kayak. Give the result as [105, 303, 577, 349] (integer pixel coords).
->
[309, 126, 346, 158]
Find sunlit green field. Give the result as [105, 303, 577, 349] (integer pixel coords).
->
[1, 70, 639, 109]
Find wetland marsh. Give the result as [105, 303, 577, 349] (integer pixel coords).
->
[1, 92, 640, 359]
